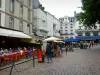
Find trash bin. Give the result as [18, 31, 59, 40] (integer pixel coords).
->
[37, 49, 42, 63]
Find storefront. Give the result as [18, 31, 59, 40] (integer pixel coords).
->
[0, 28, 42, 49]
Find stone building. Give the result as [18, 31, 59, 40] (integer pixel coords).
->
[0, 0, 37, 48]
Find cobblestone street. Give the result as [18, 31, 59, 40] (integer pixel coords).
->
[1, 46, 100, 75]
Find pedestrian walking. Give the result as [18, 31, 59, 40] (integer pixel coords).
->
[92, 40, 94, 47]
[59, 43, 63, 57]
[89, 41, 91, 49]
[56, 45, 61, 57]
[65, 44, 69, 55]
[46, 42, 53, 63]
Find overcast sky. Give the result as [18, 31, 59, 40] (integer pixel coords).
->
[39, 0, 82, 18]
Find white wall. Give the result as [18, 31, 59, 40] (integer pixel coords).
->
[46, 12, 53, 36]
[34, 8, 47, 29]
[46, 12, 60, 37]
[75, 21, 100, 30]
[53, 17, 60, 36]
[34, 9, 60, 37]
[34, 8, 48, 37]
[0, 0, 6, 27]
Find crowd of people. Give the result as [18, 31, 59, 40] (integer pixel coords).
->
[65, 43, 73, 55]
[0, 47, 37, 66]
[0, 47, 36, 55]
[45, 42, 63, 63]
[80, 41, 94, 49]
[0, 40, 95, 66]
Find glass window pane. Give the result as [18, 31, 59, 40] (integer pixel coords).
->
[9, 17, 14, 29]
[0, 13, 1, 26]
[19, 20, 23, 31]
[10, 0, 14, 12]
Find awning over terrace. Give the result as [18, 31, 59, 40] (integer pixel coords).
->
[0, 28, 32, 39]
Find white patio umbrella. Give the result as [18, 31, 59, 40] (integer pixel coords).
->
[54, 40, 64, 43]
[43, 37, 60, 42]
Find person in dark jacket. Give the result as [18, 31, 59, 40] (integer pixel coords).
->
[65, 44, 69, 55]
[46, 43, 52, 63]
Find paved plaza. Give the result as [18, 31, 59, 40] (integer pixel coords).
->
[1, 46, 100, 75]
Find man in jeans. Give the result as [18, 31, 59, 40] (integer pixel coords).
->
[46, 42, 53, 63]
[65, 44, 69, 55]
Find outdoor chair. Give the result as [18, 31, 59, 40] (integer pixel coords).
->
[0, 56, 2, 65]
[15, 52, 21, 61]
[21, 51, 26, 59]
[4, 54, 15, 64]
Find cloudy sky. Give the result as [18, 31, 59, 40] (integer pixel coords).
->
[39, 0, 82, 18]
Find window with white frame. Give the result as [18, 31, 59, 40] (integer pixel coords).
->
[20, 5, 23, 18]
[9, 17, 14, 29]
[0, 13, 1, 26]
[28, 9, 30, 21]
[19, 20, 23, 31]
[27, 24, 30, 34]
[10, 0, 14, 13]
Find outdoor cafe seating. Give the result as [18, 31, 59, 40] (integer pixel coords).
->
[0, 49, 38, 66]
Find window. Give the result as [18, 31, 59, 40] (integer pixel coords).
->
[0, 0, 1, 8]
[0, 13, 1, 26]
[28, 9, 30, 21]
[70, 26, 73, 28]
[71, 33, 73, 35]
[62, 18, 64, 21]
[85, 32, 90, 36]
[19, 20, 23, 31]
[65, 33, 68, 34]
[93, 32, 98, 36]
[79, 26, 82, 29]
[27, 24, 30, 34]
[53, 24, 56, 30]
[71, 30, 73, 31]
[10, 0, 14, 13]
[9, 17, 14, 29]
[20, 5, 23, 18]
[70, 19, 73, 22]
[78, 32, 82, 36]
[28, 0, 31, 7]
